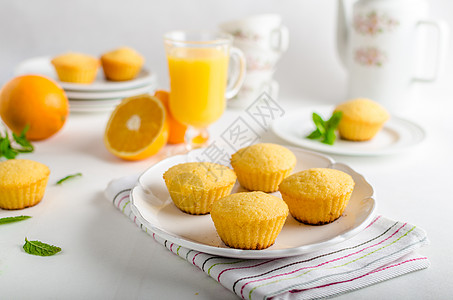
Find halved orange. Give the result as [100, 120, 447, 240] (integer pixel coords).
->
[104, 94, 169, 161]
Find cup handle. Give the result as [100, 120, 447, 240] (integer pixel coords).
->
[413, 19, 450, 83]
[225, 47, 246, 99]
[271, 25, 289, 53]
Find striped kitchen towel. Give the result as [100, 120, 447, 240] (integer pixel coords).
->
[105, 175, 430, 300]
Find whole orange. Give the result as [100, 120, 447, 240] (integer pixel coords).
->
[154, 90, 187, 144]
[0, 75, 69, 141]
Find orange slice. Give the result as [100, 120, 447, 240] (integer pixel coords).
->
[104, 94, 169, 160]
[154, 90, 187, 144]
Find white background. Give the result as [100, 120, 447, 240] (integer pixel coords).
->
[1, 0, 452, 104]
[1, 1, 453, 299]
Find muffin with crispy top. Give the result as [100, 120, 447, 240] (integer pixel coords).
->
[100, 47, 145, 81]
[211, 191, 288, 250]
[51, 52, 100, 83]
[163, 162, 236, 215]
[0, 159, 50, 210]
[334, 98, 389, 141]
[231, 143, 296, 193]
[279, 168, 355, 225]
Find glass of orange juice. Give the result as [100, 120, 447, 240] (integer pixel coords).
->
[164, 31, 246, 149]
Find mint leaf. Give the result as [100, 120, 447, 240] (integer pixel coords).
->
[0, 135, 17, 159]
[0, 126, 34, 160]
[312, 113, 326, 134]
[23, 238, 61, 256]
[327, 111, 343, 129]
[0, 215, 31, 225]
[13, 125, 34, 153]
[56, 173, 82, 185]
[322, 128, 337, 145]
[306, 111, 343, 145]
[306, 129, 322, 140]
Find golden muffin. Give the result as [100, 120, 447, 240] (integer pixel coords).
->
[231, 143, 296, 193]
[163, 162, 236, 215]
[100, 47, 145, 81]
[0, 159, 50, 210]
[279, 168, 354, 225]
[211, 191, 288, 250]
[334, 98, 389, 141]
[51, 52, 100, 83]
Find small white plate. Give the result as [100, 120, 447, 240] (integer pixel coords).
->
[65, 84, 154, 100]
[272, 106, 425, 156]
[66, 85, 155, 113]
[69, 98, 121, 105]
[70, 105, 116, 113]
[14, 56, 156, 92]
[69, 100, 119, 113]
[68, 97, 122, 113]
[130, 147, 376, 259]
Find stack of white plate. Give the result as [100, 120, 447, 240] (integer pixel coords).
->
[14, 56, 157, 113]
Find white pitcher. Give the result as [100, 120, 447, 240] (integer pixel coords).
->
[337, 0, 449, 112]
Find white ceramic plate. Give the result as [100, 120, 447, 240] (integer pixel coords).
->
[130, 146, 376, 259]
[68, 98, 121, 113]
[70, 106, 116, 113]
[14, 56, 156, 92]
[69, 98, 121, 105]
[272, 106, 426, 156]
[65, 84, 154, 100]
[66, 85, 155, 113]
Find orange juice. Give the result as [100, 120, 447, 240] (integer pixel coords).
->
[167, 47, 229, 128]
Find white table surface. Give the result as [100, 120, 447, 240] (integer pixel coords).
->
[0, 96, 452, 300]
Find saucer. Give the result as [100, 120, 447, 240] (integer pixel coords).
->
[272, 106, 426, 156]
[65, 84, 154, 100]
[14, 56, 156, 92]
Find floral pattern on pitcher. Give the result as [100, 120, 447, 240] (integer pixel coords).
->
[353, 11, 399, 35]
[354, 47, 387, 67]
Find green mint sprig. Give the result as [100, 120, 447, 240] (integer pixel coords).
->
[56, 173, 82, 185]
[23, 238, 61, 256]
[0, 125, 34, 160]
[0, 215, 31, 225]
[306, 111, 343, 145]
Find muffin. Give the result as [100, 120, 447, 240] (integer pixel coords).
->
[0, 159, 50, 210]
[100, 47, 145, 81]
[231, 143, 296, 193]
[279, 168, 355, 225]
[334, 98, 389, 141]
[211, 191, 288, 250]
[163, 162, 236, 215]
[51, 52, 100, 83]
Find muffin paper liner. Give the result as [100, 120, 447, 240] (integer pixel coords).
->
[168, 183, 235, 215]
[54, 67, 98, 84]
[101, 62, 142, 81]
[0, 177, 49, 210]
[211, 216, 287, 250]
[338, 121, 384, 141]
[235, 168, 292, 193]
[280, 190, 353, 225]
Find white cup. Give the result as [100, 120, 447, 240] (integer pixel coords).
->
[228, 70, 279, 109]
[220, 14, 287, 108]
[219, 14, 289, 71]
[233, 41, 282, 72]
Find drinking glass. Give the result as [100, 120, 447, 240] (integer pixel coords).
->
[164, 30, 246, 149]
